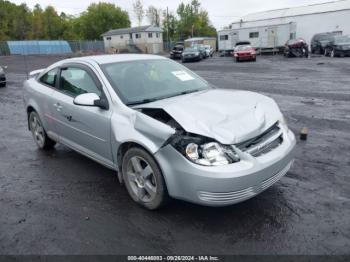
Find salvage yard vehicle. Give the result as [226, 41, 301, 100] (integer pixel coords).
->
[0, 66, 6, 87]
[182, 46, 203, 62]
[204, 45, 214, 57]
[23, 54, 296, 210]
[233, 45, 257, 62]
[284, 38, 309, 58]
[170, 42, 184, 60]
[324, 35, 350, 57]
[310, 32, 337, 54]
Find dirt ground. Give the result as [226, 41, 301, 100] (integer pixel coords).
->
[0, 54, 349, 255]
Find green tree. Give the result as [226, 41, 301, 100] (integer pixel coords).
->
[78, 3, 130, 40]
[175, 0, 216, 40]
[42, 6, 64, 39]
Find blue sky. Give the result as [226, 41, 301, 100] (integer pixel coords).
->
[10, 0, 331, 29]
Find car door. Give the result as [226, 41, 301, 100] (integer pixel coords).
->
[36, 68, 60, 141]
[51, 63, 114, 167]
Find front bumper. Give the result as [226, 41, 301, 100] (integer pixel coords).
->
[155, 129, 296, 206]
[170, 52, 182, 59]
[237, 55, 256, 60]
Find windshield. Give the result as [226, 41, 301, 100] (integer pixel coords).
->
[184, 47, 198, 52]
[101, 59, 211, 105]
[334, 36, 350, 44]
[235, 45, 252, 51]
[318, 34, 333, 41]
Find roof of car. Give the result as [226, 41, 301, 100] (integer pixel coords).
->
[60, 54, 167, 65]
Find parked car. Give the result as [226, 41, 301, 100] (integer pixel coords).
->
[23, 54, 296, 210]
[0, 66, 6, 87]
[195, 44, 208, 58]
[233, 45, 257, 62]
[182, 46, 203, 62]
[204, 45, 214, 57]
[284, 38, 309, 58]
[311, 33, 338, 54]
[170, 42, 184, 59]
[324, 35, 350, 57]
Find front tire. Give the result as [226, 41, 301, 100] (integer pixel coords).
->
[29, 111, 56, 150]
[122, 147, 169, 210]
[0, 82, 6, 88]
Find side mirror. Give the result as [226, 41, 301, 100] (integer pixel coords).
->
[73, 93, 108, 110]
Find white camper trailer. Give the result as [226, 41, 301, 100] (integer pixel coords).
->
[218, 0, 350, 52]
[218, 23, 296, 52]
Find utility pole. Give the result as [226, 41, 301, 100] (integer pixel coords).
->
[192, 24, 194, 38]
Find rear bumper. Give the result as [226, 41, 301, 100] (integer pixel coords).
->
[155, 128, 296, 206]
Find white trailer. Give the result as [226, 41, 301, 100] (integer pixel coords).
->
[219, 0, 350, 52]
[218, 22, 296, 52]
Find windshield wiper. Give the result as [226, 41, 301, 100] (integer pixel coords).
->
[127, 90, 202, 106]
[162, 89, 202, 99]
[126, 98, 158, 106]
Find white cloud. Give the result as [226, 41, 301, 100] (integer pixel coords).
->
[10, 0, 330, 29]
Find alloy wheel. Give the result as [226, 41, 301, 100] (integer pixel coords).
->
[30, 114, 45, 148]
[126, 156, 157, 203]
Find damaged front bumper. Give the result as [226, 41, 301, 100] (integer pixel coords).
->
[154, 129, 296, 206]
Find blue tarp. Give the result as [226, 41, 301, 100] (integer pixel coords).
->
[7, 41, 72, 55]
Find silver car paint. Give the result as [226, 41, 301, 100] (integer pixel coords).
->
[23, 54, 296, 206]
[135, 89, 282, 145]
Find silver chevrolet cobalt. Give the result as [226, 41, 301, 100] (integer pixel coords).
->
[23, 54, 296, 210]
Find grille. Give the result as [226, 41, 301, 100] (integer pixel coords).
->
[198, 160, 293, 203]
[236, 122, 283, 157]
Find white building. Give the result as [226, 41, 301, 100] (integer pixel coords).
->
[102, 25, 163, 54]
[218, 0, 350, 51]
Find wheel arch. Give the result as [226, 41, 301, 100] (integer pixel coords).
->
[26, 105, 37, 130]
[116, 141, 167, 187]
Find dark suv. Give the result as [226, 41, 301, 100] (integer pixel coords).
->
[170, 42, 184, 59]
[311, 33, 338, 54]
[324, 35, 350, 57]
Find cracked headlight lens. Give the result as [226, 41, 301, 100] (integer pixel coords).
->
[185, 142, 239, 166]
[170, 135, 240, 166]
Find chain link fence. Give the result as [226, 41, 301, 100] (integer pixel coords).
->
[0, 40, 105, 56]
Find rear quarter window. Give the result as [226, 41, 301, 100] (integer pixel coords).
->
[39, 68, 57, 88]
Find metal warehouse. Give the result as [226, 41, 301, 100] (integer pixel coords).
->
[218, 0, 350, 51]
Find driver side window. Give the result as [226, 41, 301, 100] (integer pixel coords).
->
[60, 67, 101, 97]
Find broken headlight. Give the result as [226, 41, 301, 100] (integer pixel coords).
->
[170, 135, 240, 166]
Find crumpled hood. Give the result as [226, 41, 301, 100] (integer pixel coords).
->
[136, 89, 283, 145]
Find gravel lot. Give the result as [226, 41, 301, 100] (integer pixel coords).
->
[0, 54, 349, 255]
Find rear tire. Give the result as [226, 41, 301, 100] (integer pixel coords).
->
[29, 111, 56, 150]
[122, 147, 169, 210]
[235, 57, 240, 62]
[0, 82, 6, 88]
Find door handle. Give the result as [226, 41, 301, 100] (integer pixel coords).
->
[54, 103, 63, 112]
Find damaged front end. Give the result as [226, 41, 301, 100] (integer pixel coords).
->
[138, 108, 241, 167]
